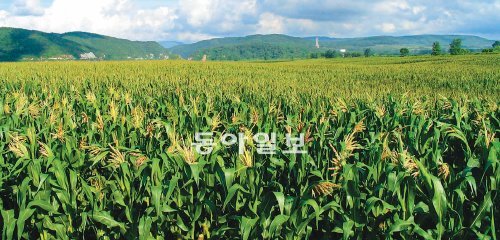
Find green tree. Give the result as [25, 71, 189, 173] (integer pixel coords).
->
[346, 52, 362, 57]
[310, 52, 320, 59]
[449, 39, 463, 55]
[431, 42, 441, 56]
[493, 41, 500, 48]
[364, 48, 372, 57]
[400, 48, 410, 57]
[324, 50, 337, 58]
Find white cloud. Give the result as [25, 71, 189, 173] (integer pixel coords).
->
[379, 23, 396, 33]
[0, 10, 8, 19]
[374, 0, 410, 14]
[178, 0, 258, 33]
[256, 12, 285, 34]
[12, 0, 44, 16]
[0, 0, 498, 41]
[412, 6, 426, 15]
[179, 0, 213, 28]
[1, 0, 177, 40]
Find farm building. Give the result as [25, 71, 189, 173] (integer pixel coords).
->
[80, 52, 97, 60]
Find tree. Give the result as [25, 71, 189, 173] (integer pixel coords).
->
[431, 42, 441, 56]
[400, 48, 410, 57]
[310, 52, 320, 59]
[324, 50, 337, 58]
[449, 38, 463, 55]
[493, 41, 500, 48]
[346, 52, 362, 57]
[364, 48, 372, 57]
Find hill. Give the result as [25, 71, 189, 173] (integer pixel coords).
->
[1, 28, 495, 62]
[169, 34, 311, 59]
[169, 34, 496, 60]
[0, 28, 87, 61]
[0, 27, 170, 61]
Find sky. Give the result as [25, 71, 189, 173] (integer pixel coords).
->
[0, 0, 498, 42]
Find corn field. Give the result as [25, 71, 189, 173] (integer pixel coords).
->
[0, 55, 498, 239]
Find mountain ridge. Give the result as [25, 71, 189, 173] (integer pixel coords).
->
[0, 27, 496, 62]
[0, 27, 170, 61]
[169, 34, 496, 60]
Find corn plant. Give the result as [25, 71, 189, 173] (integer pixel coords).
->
[0, 55, 498, 239]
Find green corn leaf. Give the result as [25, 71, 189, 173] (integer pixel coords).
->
[241, 216, 259, 240]
[90, 211, 126, 234]
[151, 185, 162, 217]
[1, 209, 16, 240]
[273, 192, 285, 214]
[469, 191, 493, 228]
[27, 200, 58, 214]
[342, 220, 354, 240]
[138, 216, 153, 240]
[269, 214, 289, 238]
[223, 184, 247, 210]
[17, 208, 35, 240]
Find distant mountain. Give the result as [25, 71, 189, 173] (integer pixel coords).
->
[170, 34, 311, 59]
[170, 34, 496, 60]
[303, 36, 336, 41]
[158, 41, 184, 48]
[0, 27, 171, 61]
[1, 28, 495, 62]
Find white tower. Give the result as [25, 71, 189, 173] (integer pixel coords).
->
[315, 37, 320, 49]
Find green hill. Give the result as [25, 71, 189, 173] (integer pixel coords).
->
[170, 34, 310, 59]
[1, 27, 495, 62]
[170, 34, 496, 60]
[0, 27, 170, 61]
[0, 28, 87, 61]
[61, 32, 169, 60]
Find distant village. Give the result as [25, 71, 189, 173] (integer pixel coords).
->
[22, 52, 170, 61]
[315, 37, 347, 55]
[22, 38, 355, 62]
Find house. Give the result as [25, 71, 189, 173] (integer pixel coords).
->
[340, 49, 347, 57]
[80, 52, 97, 60]
[48, 55, 74, 60]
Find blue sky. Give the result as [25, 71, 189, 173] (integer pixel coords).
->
[0, 0, 498, 42]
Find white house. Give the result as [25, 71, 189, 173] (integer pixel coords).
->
[80, 52, 97, 60]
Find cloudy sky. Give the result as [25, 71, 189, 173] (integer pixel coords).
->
[0, 0, 498, 42]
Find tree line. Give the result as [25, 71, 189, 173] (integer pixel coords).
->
[310, 39, 500, 58]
